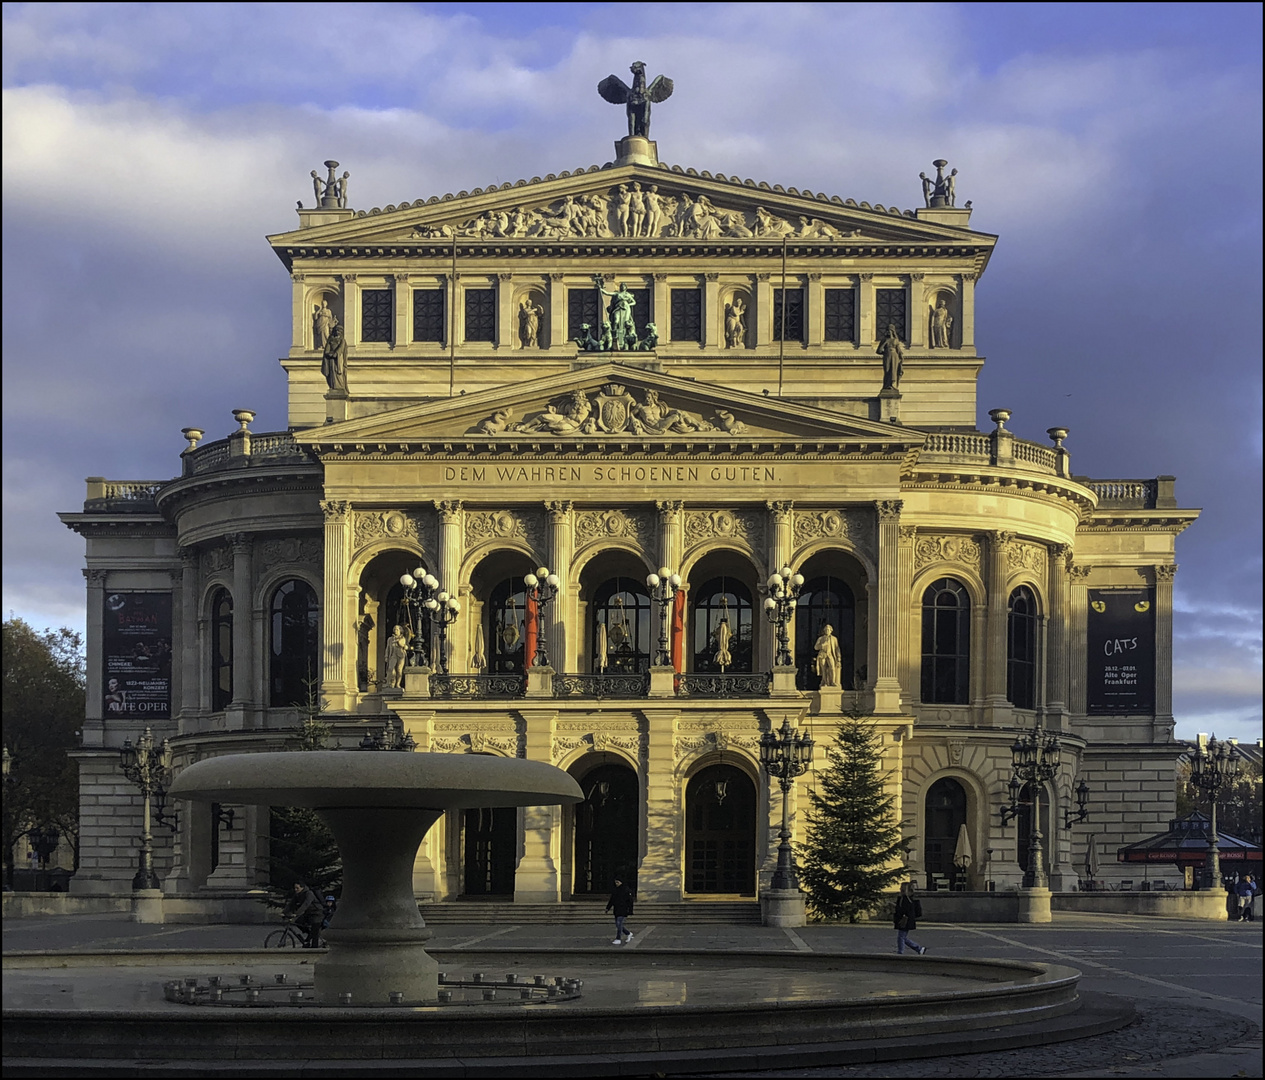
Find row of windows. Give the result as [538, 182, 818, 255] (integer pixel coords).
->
[210, 580, 320, 710]
[357, 286, 904, 345]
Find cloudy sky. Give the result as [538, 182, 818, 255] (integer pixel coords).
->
[3, 2, 1260, 743]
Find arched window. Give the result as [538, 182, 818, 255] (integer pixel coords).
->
[1007, 585, 1039, 710]
[921, 578, 971, 704]
[210, 588, 233, 712]
[924, 777, 968, 890]
[691, 577, 753, 672]
[269, 579, 320, 707]
[486, 577, 528, 675]
[795, 577, 855, 690]
[592, 578, 653, 674]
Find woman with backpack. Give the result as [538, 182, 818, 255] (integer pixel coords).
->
[894, 881, 928, 955]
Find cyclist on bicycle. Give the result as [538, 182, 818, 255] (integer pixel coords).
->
[283, 881, 324, 948]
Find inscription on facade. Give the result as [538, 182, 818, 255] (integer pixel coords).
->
[443, 464, 777, 485]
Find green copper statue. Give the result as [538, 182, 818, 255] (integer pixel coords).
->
[598, 61, 674, 139]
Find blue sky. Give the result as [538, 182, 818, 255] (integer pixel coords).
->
[3, 2, 1260, 743]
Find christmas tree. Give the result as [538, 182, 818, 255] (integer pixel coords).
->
[800, 705, 909, 922]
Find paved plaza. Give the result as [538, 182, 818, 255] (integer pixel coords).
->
[3, 910, 1260, 1077]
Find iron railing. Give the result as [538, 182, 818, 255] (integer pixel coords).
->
[676, 673, 772, 698]
[553, 673, 650, 699]
[429, 674, 526, 698]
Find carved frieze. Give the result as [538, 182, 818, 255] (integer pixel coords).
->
[464, 508, 545, 555]
[257, 537, 322, 574]
[430, 731, 523, 757]
[575, 509, 654, 550]
[684, 508, 764, 551]
[914, 534, 981, 571]
[551, 730, 642, 764]
[675, 730, 761, 759]
[792, 508, 873, 555]
[1006, 540, 1047, 577]
[200, 545, 231, 576]
[481, 383, 716, 437]
[411, 185, 865, 243]
[353, 510, 432, 554]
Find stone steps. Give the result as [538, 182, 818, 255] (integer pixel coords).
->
[419, 900, 762, 925]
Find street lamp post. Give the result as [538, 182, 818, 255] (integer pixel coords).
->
[762, 565, 805, 668]
[1063, 778, 1091, 830]
[523, 566, 561, 668]
[118, 728, 172, 891]
[759, 717, 815, 891]
[999, 719, 1061, 889]
[398, 568, 439, 667]
[358, 715, 417, 752]
[1190, 735, 1241, 889]
[646, 567, 682, 668]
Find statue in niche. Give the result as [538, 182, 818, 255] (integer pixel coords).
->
[313, 300, 336, 349]
[518, 298, 544, 348]
[877, 323, 904, 391]
[384, 624, 409, 688]
[814, 624, 842, 688]
[594, 276, 637, 350]
[930, 298, 953, 349]
[628, 182, 647, 237]
[321, 321, 348, 393]
[725, 297, 747, 349]
[597, 61, 675, 139]
[644, 185, 665, 237]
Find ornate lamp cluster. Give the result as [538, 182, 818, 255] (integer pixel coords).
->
[646, 566, 682, 668]
[398, 567, 461, 674]
[359, 715, 416, 752]
[118, 728, 174, 891]
[1000, 720, 1062, 889]
[759, 717, 815, 891]
[1189, 735, 1241, 888]
[523, 566, 561, 668]
[763, 565, 805, 668]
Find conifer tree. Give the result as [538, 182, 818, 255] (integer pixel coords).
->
[800, 704, 909, 922]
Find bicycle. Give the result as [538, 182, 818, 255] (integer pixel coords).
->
[264, 921, 316, 948]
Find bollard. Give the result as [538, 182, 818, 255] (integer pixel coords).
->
[482, 989, 497, 1001]
[338, 993, 353, 1006]
[389, 991, 404, 1004]
[246, 988, 261, 1003]
[239, 974, 253, 986]
[438, 990, 453, 1003]
[520, 988, 533, 1000]
[534, 975, 547, 986]
[505, 973, 518, 984]
[274, 973, 288, 984]
[289, 991, 304, 1004]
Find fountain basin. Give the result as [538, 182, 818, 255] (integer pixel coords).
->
[169, 752, 582, 1002]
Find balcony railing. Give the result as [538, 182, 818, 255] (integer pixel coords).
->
[184, 432, 311, 476]
[1088, 479, 1158, 509]
[429, 674, 526, 698]
[676, 673, 772, 698]
[553, 673, 650, 699]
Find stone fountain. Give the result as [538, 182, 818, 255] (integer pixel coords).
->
[167, 751, 582, 1004]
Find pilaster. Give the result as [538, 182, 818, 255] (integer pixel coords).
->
[228, 533, 253, 713]
[874, 500, 903, 712]
[320, 501, 352, 711]
[1153, 564, 1177, 741]
[959, 273, 976, 349]
[496, 273, 514, 348]
[1045, 544, 1070, 717]
[907, 274, 926, 348]
[806, 273, 824, 346]
[652, 274, 669, 343]
[985, 531, 1013, 711]
[1067, 562, 1091, 716]
[394, 273, 411, 348]
[549, 274, 566, 350]
[897, 526, 917, 701]
[755, 274, 772, 346]
[178, 548, 199, 723]
[858, 273, 875, 346]
[547, 501, 573, 672]
[702, 273, 720, 348]
[82, 568, 107, 745]
[515, 709, 561, 902]
[341, 274, 360, 347]
[291, 272, 308, 351]
[639, 708, 682, 901]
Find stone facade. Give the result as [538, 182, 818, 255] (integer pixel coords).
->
[60, 136, 1197, 903]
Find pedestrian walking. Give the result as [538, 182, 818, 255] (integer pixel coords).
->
[894, 881, 928, 955]
[605, 874, 635, 945]
[1237, 875, 1256, 922]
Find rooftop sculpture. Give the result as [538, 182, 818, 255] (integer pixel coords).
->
[598, 61, 674, 138]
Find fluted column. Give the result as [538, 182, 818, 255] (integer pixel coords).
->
[656, 500, 683, 573]
[897, 526, 918, 700]
[1067, 563, 1091, 716]
[178, 548, 199, 722]
[547, 501, 573, 671]
[320, 502, 351, 711]
[874, 500, 903, 713]
[985, 531, 1013, 711]
[228, 533, 253, 708]
[1045, 544, 1070, 718]
[435, 501, 463, 674]
[766, 501, 792, 672]
[1154, 564, 1177, 739]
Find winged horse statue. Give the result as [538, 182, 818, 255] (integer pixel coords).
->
[598, 61, 674, 139]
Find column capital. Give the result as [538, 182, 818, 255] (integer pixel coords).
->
[1068, 563, 1092, 580]
[434, 499, 462, 524]
[899, 525, 918, 543]
[656, 499, 684, 520]
[546, 500, 573, 522]
[992, 529, 1016, 549]
[341, 273, 357, 283]
[226, 531, 252, 552]
[320, 500, 351, 522]
[1047, 542, 1071, 563]
[84, 567, 108, 585]
[876, 499, 903, 521]
[1153, 564, 1178, 582]
[179, 545, 199, 568]
[858, 272, 874, 282]
[766, 499, 793, 523]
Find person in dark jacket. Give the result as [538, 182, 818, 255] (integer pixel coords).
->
[894, 881, 928, 955]
[284, 882, 325, 948]
[605, 875, 635, 945]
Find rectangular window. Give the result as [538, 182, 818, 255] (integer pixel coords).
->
[773, 288, 804, 342]
[412, 289, 445, 343]
[824, 288, 855, 342]
[875, 288, 907, 342]
[464, 288, 495, 342]
[360, 289, 393, 343]
[568, 287, 599, 343]
[670, 289, 702, 343]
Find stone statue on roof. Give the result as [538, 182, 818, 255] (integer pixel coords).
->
[598, 61, 674, 139]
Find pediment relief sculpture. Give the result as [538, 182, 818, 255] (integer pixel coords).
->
[410, 185, 866, 243]
[471, 383, 741, 437]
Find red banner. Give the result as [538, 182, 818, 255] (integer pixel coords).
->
[672, 590, 686, 673]
[524, 594, 538, 669]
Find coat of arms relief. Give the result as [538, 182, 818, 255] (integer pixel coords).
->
[471, 384, 746, 437]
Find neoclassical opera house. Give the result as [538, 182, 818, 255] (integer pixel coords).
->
[62, 113, 1196, 911]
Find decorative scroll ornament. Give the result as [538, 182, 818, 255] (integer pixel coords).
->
[792, 508, 873, 554]
[1006, 541, 1047, 576]
[948, 740, 965, 766]
[431, 731, 522, 757]
[914, 534, 982, 570]
[575, 509, 653, 550]
[353, 510, 430, 553]
[675, 730, 760, 760]
[257, 537, 323, 573]
[320, 499, 351, 521]
[552, 730, 641, 763]
[464, 509, 545, 554]
[684, 509, 764, 551]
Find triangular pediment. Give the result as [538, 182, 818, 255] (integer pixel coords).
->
[269, 162, 995, 252]
[297, 364, 925, 450]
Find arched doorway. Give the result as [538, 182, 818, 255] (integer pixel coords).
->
[924, 777, 967, 890]
[685, 764, 756, 895]
[572, 762, 639, 896]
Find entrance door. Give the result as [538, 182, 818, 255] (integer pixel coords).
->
[685, 764, 756, 894]
[462, 807, 516, 896]
[924, 777, 967, 890]
[572, 763, 639, 895]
